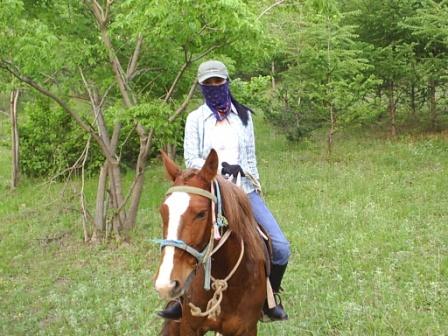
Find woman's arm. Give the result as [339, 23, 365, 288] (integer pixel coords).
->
[246, 113, 260, 180]
[184, 109, 205, 169]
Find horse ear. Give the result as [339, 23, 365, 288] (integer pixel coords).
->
[160, 150, 181, 182]
[198, 149, 219, 182]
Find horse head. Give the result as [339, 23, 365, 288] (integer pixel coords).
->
[154, 149, 218, 300]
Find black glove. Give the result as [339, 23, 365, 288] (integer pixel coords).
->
[221, 162, 245, 177]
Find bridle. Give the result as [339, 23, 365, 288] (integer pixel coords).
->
[154, 181, 228, 291]
[154, 179, 246, 320]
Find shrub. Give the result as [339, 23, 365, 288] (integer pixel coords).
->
[20, 98, 103, 177]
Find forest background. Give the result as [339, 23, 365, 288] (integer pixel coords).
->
[1, 0, 447, 335]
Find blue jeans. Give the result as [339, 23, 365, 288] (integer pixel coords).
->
[247, 191, 290, 266]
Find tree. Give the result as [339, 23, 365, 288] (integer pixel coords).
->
[265, 0, 375, 153]
[344, 0, 448, 134]
[401, 0, 448, 129]
[0, 0, 269, 241]
[10, 89, 19, 189]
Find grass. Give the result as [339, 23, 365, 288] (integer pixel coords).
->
[0, 113, 447, 335]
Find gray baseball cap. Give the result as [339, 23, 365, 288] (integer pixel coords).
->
[197, 60, 229, 83]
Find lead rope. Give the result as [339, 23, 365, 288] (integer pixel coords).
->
[189, 237, 245, 320]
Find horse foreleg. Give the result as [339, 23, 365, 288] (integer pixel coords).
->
[220, 324, 257, 336]
[245, 326, 257, 336]
[160, 320, 180, 336]
[160, 320, 204, 336]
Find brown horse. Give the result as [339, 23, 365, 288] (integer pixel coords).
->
[154, 149, 267, 335]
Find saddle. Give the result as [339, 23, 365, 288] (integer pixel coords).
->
[257, 224, 276, 309]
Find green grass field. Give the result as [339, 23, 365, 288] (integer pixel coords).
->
[1, 114, 447, 335]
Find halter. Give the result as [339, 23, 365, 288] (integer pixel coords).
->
[154, 181, 228, 291]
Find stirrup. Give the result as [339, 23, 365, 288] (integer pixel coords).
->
[260, 293, 288, 323]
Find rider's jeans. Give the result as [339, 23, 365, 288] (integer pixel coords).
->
[247, 191, 290, 266]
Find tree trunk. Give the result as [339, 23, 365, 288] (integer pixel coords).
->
[271, 61, 276, 91]
[164, 144, 177, 160]
[327, 103, 335, 158]
[109, 162, 126, 237]
[428, 79, 437, 130]
[410, 83, 417, 120]
[10, 89, 20, 189]
[93, 163, 108, 240]
[387, 81, 396, 137]
[85, 86, 127, 240]
[125, 129, 154, 229]
[88, 2, 195, 235]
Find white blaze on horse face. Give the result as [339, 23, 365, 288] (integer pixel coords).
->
[155, 192, 190, 298]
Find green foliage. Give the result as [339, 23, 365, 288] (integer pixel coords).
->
[113, 0, 270, 99]
[230, 75, 272, 111]
[112, 99, 184, 152]
[1, 0, 276, 179]
[265, 2, 376, 140]
[19, 98, 103, 177]
[345, 0, 448, 128]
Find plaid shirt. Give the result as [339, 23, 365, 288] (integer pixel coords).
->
[184, 103, 260, 194]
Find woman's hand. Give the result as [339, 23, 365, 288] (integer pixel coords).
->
[221, 162, 245, 177]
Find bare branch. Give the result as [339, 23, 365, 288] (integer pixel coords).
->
[191, 42, 225, 63]
[90, 0, 105, 24]
[126, 34, 143, 80]
[79, 67, 112, 123]
[169, 78, 197, 122]
[118, 123, 137, 160]
[257, 0, 286, 20]
[79, 67, 96, 107]
[86, 0, 134, 107]
[80, 136, 92, 242]
[0, 60, 116, 163]
[98, 84, 113, 109]
[105, 0, 114, 22]
[129, 67, 162, 81]
[138, 72, 162, 95]
[112, 173, 138, 218]
[164, 61, 191, 102]
[198, 24, 209, 36]
[68, 94, 90, 102]
[40, 70, 61, 85]
[45, 134, 92, 185]
[10, 89, 20, 189]
[135, 123, 146, 138]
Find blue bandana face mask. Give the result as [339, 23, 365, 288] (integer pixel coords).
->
[200, 81, 232, 121]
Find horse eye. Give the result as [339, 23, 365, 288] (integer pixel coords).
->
[195, 211, 207, 220]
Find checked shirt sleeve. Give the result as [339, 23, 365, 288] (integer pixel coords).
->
[184, 110, 206, 169]
[245, 113, 259, 180]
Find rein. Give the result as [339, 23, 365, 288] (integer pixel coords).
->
[154, 180, 245, 320]
[189, 233, 244, 320]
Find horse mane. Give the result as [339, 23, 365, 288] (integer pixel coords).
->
[179, 169, 265, 263]
[215, 175, 265, 263]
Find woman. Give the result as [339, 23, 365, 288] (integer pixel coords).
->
[158, 60, 290, 322]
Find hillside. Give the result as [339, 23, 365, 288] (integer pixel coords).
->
[1, 114, 447, 335]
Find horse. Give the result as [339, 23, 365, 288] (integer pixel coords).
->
[154, 149, 268, 335]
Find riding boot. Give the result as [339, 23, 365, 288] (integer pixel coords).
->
[263, 263, 288, 322]
[157, 300, 182, 321]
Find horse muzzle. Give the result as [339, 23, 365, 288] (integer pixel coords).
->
[155, 279, 185, 300]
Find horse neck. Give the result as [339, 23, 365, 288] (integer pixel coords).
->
[211, 233, 248, 280]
